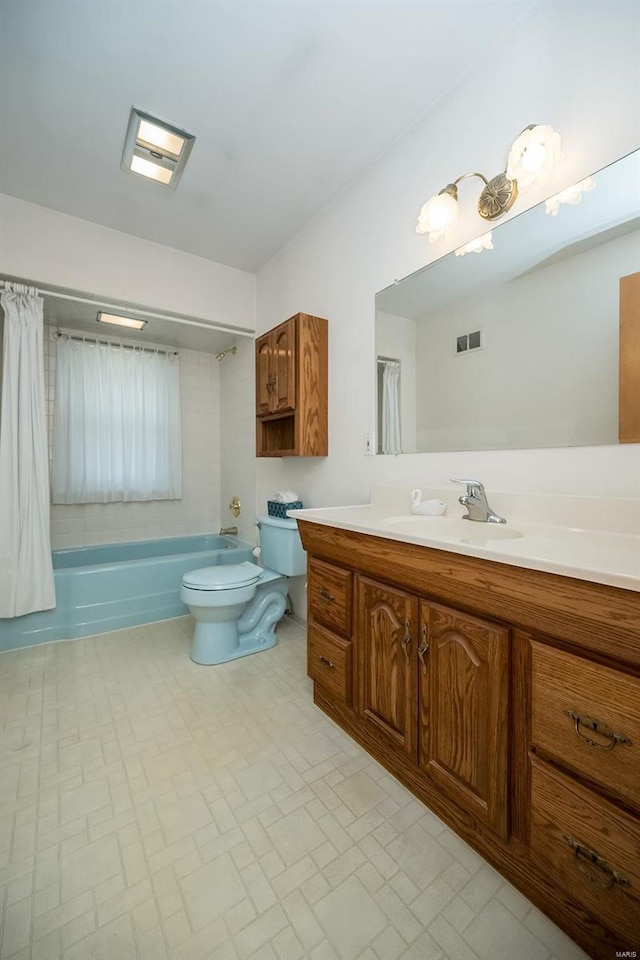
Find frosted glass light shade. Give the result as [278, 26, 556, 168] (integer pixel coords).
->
[97, 312, 147, 330]
[416, 191, 459, 243]
[455, 231, 493, 256]
[130, 155, 174, 185]
[506, 125, 563, 191]
[137, 119, 185, 158]
[545, 177, 596, 216]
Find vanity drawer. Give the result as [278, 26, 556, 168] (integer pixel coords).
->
[307, 623, 352, 706]
[530, 756, 640, 944]
[531, 641, 640, 809]
[308, 557, 352, 637]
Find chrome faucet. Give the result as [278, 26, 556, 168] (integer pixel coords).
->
[450, 479, 506, 524]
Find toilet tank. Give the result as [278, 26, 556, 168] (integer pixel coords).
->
[258, 516, 306, 576]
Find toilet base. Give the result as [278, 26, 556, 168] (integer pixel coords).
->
[189, 583, 287, 665]
[191, 623, 278, 665]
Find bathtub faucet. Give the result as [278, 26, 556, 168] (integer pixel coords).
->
[220, 526, 238, 536]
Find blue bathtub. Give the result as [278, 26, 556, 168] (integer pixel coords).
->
[0, 534, 254, 653]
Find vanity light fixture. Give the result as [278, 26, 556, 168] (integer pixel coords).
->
[97, 312, 147, 331]
[416, 124, 562, 244]
[455, 232, 494, 257]
[121, 107, 195, 189]
[545, 177, 596, 216]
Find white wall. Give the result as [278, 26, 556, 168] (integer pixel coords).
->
[0, 194, 256, 330]
[45, 327, 223, 548]
[415, 231, 639, 451]
[256, 0, 640, 513]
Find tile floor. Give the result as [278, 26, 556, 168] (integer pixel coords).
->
[0, 616, 590, 960]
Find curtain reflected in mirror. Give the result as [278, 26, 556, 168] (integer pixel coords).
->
[377, 357, 401, 454]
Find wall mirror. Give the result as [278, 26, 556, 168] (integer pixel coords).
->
[375, 150, 639, 454]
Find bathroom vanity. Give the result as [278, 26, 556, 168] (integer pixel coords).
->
[291, 498, 640, 960]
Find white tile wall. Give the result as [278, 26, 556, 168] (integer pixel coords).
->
[220, 338, 257, 546]
[44, 326, 223, 549]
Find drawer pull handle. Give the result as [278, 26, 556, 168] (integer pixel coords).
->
[318, 588, 335, 603]
[418, 624, 429, 675]
[318, 655, 334, 669]
[563, 836, 631, 890]
[565, 711, 632, 750]
[402, 619, 412, 664]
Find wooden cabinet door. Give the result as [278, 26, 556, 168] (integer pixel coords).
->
[619, 271, 640, 442]
[357, 577, 417, 759]
[256, 332, 273, 416]
[418, 600, 509, 838]
[272, 319, 296, 413]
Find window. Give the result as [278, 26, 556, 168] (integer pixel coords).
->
[52, 338, 182, 503]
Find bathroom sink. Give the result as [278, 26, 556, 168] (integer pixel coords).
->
[381, 515, 523, 544]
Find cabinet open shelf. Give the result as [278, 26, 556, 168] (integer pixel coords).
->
[256, 414, 296, 457]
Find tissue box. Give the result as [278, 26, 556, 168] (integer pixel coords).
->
[267, 500, 303, 518]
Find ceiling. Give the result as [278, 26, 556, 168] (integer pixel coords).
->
[0, 0, 534, 273]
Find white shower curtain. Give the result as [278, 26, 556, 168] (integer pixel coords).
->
[0, 287, 56, 618]
[381, 360, 402, 455]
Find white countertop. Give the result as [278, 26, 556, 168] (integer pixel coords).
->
[288, 500, 640, 593]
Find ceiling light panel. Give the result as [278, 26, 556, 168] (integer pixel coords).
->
[97, 312, 147, 330]
[121, 107, 195, 189]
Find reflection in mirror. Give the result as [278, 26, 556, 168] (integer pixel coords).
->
[375, 151, 640, 454]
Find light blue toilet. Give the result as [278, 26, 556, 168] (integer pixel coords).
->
[180, 516, 306, 665]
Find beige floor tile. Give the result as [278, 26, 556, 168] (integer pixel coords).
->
[267, 807, 327, 866]
[179, 852, 246, 929]
[60, 834, 121, 901]
[63, 913, 137, 960]
[315, 874, 387, 960]
[0, 617, 588, 960]
[463, 899, 549, 960]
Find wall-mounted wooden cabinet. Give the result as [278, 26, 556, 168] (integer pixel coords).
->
[299, 520, 640, 960]
[256, 313, 328, 457]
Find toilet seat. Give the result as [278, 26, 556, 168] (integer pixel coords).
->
[182, 561, 264, 591]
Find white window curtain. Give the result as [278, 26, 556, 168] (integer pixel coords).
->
[52, 338, 182, 503]
[0, 287, 56, 618]
[381, 360, 402, 455]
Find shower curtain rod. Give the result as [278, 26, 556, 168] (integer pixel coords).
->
[54, 330, 179, 357]
[0, 280, 254, 339]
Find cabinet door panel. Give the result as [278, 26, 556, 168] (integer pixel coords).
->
[256, 333, 273, 416]
[272, 319, 296, 413]
[419, 601, 509, 838]
[357, 577, 417, 758]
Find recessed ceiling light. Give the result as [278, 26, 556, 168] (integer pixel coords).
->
[97, 312, 147, 330]
[121, 107, 195, 189]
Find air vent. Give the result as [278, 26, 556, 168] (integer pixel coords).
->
[456, 330, 483, 355]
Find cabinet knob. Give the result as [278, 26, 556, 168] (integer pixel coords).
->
[402, 619, 412, 664]
[564, 710, 632, 750]
[563, 835, 630, 890]
[318, 588, 335, 603]
[418, 624, 429, 675]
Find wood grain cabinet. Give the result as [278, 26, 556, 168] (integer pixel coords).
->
[357, 577, 418, 759]
[419, 601, 510, 839]
[298, 519, 640, 960]
[255, 312, 327, 457]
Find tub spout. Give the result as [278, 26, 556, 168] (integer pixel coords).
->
[220, 526, 238, 536]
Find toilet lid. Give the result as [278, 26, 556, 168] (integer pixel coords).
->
[182, 561, 264, 590]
